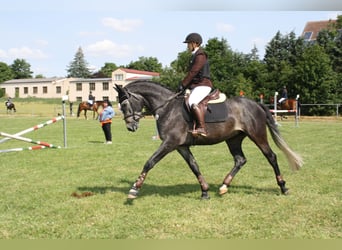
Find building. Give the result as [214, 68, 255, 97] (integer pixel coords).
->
[0, 77, 69, 99]
[0, 68, 160, 103]
[301, 19, 337, 42]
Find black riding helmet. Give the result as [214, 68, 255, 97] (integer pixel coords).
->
[183, 33, 202, 45]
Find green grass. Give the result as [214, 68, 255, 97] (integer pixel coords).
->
[0, 112, 341, 239]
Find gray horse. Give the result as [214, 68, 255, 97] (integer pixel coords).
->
[114, 81, 303, 200]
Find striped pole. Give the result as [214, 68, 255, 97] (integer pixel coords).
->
[0, 132, 61, 149]
[0, 116, 64, 144]
[0, 145, 47, 153]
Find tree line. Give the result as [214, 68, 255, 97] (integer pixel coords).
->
[1, 16, 341, 115]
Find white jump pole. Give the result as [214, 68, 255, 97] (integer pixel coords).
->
[0, 116, 64, 144]
[295, 94, 300, 127]
[0, 132, 61, 148]
[274, 91, 278, 124]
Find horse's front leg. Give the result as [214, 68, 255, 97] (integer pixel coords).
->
[128, 142, 176, 199]
[177, 146, 210, 199]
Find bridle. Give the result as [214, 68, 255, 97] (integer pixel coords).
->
[120, 89, 184, 122]
[120, 99, 144, 122]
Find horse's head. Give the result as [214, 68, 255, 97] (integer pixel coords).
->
[114, 84, 145, 132]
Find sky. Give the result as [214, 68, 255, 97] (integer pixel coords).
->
[0, 0, 341, 77]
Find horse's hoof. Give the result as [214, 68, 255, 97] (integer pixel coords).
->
[127, 193, 138, 199]
[127, 188, 139, 199]
[282, 188, 290, 195]
[201, 193, 210, 200]
[219, 184, 228, 195]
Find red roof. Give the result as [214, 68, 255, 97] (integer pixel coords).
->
[120, 68, 160, 76]
[302, 19, 337, 40]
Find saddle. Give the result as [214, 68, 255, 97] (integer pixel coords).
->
[183, 89, 228, 123]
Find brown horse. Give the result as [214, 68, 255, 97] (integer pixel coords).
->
[5, 102, 16, 113]
[270, 97, 298, 120]
[77, 101, 104, 119]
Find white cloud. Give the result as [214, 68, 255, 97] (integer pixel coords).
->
[101, 17, 143, 32]
[216, 22, 235, 33]
[0, 49, 7, 58]
[0, 46, 48, 60]
[85, 39, 142, 58]
[326, 12, 341, 20]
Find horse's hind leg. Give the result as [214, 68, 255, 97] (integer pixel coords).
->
[177, 146, 210, 199]
[249, 132, 289, 195]
[219, 133, 247, 195]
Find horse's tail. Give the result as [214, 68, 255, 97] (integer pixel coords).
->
[260, 104, 303, 171]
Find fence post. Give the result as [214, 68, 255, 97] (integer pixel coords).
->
[62, 95, 68, 148]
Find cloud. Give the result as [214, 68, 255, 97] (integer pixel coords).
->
[85, 39, 143, 58]
[101, 17, 143, 32]
[216, 22, 235, 33]
[0, 46, 48, 60]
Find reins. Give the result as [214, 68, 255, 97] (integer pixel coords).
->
[147, 91, 184, 115]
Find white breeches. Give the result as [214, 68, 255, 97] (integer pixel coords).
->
[188, 86, 212, 107]
[278, 97, 286, 103]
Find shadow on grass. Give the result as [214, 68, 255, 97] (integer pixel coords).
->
[88, 140, 105, 144]
[74, 178, 281, 203]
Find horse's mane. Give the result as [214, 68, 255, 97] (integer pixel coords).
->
[125, 80, 175, 92]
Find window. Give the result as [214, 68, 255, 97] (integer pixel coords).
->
[56, 86, 61, 94]
[24, 87, 28, 94]
[76, 96, 82, 102]
[76, 83, 82, 91]
[15, 87, 19, 97]
[43, 86, 48, 94]
[102, 96, 109, 101]
[303, 31, 313, 40]
[33, 86, 38, 94]
[89, 82, 95, 91]
[102, 82, 109, 91]
[114, 74, 124, 80]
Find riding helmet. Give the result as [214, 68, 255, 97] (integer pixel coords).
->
[183, 33, 203, 45]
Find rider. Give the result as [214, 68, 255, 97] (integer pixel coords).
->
[6, 97, 12, 107]
[278, 86, 288, 104]
[178, 32, 213, 137]
[88, 91, 95, 108]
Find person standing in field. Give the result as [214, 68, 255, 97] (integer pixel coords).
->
[99, 100, 115, 144]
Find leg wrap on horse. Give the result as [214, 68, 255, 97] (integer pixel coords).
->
[135, 172, 147, 188]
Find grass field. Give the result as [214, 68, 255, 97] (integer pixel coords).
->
[0, 107, 341, 239]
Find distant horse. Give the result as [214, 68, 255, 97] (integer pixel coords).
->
[77, 101, 104, 119]
[270, 97, 298, 120]
[114, 81, 303, 200]
[5, 102, 16, 113]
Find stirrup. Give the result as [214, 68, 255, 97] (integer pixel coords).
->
[191, 128, 207, 137]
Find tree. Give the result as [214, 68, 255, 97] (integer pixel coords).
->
[0, 62, 14, 83]
[203, 37, 235, 95]
[264, 31, 305, 99]
[98, 62, 118, 77]
[294, 44, 337, 115]
[126, 56, 163, 72]
[66, 47, 91, 78]
[10, 58, 33, 79]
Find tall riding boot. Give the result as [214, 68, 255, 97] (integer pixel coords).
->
[191, 104, 207, 137]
